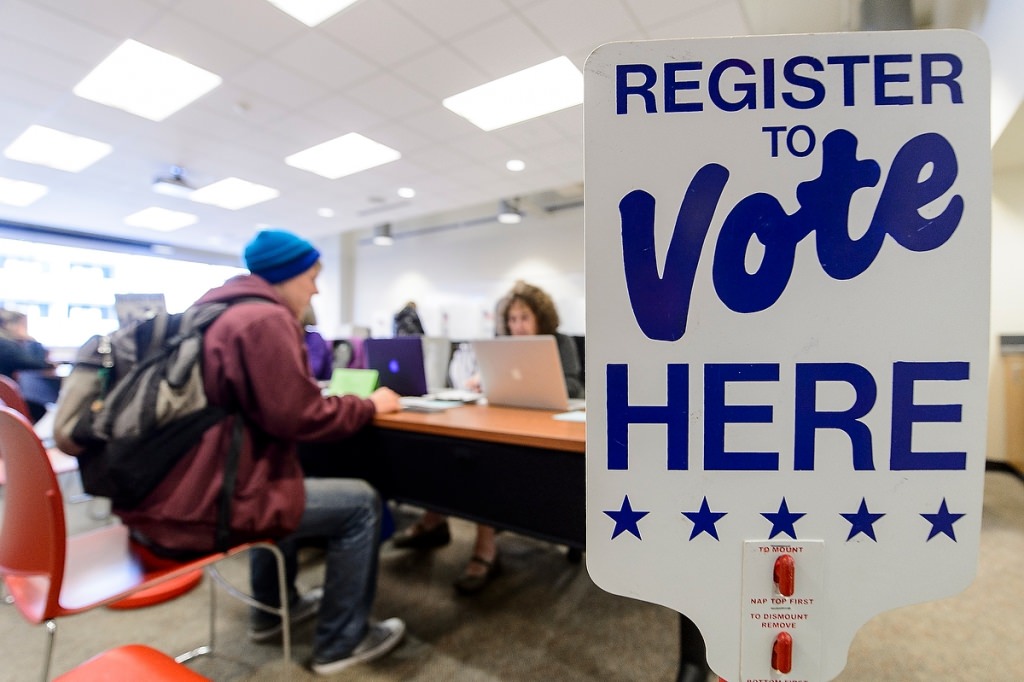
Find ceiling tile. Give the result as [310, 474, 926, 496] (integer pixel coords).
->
[319, 1, 438, 66]
[0, 33, 98, 92]
[169, 0, 306, 54]
[521, 0, 639, 54]
[31, 0, 170, 41]
[270, 32, 377, 88]
[229, 57, 332, 110]
[393, 45, 490, 100]
[648, 1, 750, 39]
[135, 12, 257, 77]
[344, 72, 435, 119]
[626, 0, 727, 28]
[448, 14, 559, 79]
[390, 0, 509, 41]
[302, 94, 381, 133]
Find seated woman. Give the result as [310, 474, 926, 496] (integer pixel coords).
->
[391, 280, 584, 594]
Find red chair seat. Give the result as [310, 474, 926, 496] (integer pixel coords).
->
[108, 542, 204, 610]
[54, 644, 211, 681]
[107, 571, 204, 610]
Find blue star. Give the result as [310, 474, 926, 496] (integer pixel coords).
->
[921, 498, 965, 541]
[604, 495, 649, 540]
[761, 498, 805, 539]
[840, 498, 885, 541]
[682, 497, 727, 540]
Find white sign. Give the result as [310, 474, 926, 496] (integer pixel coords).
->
[584, 31, 990, 682]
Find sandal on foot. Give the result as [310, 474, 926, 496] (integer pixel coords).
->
[453, 554, 501, 595]
[391, 520, 451, 550]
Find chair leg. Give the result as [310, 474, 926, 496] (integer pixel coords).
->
[174, 576, 215, 663]
[42, 619, 57, 682]
[176, 543, 291, 665]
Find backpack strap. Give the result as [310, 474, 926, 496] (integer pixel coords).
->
[215, 416, 245, 553]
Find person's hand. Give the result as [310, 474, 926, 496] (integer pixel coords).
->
[369, 386, 402, 413]
[465, 373, 482, 392]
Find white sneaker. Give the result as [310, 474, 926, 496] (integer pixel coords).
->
[311, 617, 406, 675]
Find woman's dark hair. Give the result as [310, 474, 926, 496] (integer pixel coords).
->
[494, 280, 560, 336]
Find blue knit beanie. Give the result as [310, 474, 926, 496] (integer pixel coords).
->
[243, 229, 321, 284]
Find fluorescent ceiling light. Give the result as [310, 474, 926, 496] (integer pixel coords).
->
[443, 56, 583, 131]
[188, 177, 280, 210]
[264, 0, 359, 27]
[285, 133, 401, 180]
[0, 177, 48, 206]
[73, 39, 222, 122]
[3, 125, 112, 172]
[124, 207, 198, 232]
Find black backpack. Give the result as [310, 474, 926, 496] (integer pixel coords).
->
[54, 300, 253, 514]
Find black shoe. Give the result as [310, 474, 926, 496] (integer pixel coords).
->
[391, 520, 451, 550]
[453, 554, 501, 595]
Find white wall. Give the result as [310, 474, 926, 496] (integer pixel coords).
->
[343, 203, 585, 341]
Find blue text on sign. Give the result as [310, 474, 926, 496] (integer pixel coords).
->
[615, 53, 963, 114]
[619, 129, 961, 342]
[605, 361, 969, 472]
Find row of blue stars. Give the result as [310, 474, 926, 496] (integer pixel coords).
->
[603, 495, 965, 543]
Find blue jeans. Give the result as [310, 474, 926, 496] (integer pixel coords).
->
[250, 477, 382, 661]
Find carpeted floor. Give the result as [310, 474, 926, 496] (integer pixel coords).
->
[2, 469, 1022, 681]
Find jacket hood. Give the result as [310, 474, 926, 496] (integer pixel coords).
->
[196, 274, 284, 306]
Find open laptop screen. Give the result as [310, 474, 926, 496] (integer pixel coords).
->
[365, 337, 429, 397]
[471, 335, 579, 411]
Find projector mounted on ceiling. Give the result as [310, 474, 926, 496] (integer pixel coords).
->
[151, 165, 195, 198]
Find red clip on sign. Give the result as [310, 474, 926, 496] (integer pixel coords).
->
[584, 30, 990, 682]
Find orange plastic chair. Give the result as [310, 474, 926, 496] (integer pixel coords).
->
[0, 406, 292, 680]
[53, 644, 211, 681]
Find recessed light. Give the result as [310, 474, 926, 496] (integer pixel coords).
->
[285, 133, 401, 180]
[317, 207, 335, 218]
[73, 40, 222, 122]
[124, 207, 198, 231]
[264, 0, 359, 27]
[3, 125, 113, 172]
[189, 177, 280, 210]
[497, 199, 523, 224]
[372, 223, 394, 246]
[443, 56, 583, 131]
[506, 159, 526, 172]
[0, 177, 48, 206]
[397, 187, 416, 199]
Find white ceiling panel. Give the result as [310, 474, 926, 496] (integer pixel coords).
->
[319, 1, 437, 66]
[391, 0, 509, 41]
[393, 45, 490, 101]
[449, 14, 559, 79]
[521, 0, 640, 55]
[269, 32, 377, 89]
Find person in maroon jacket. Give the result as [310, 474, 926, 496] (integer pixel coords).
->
[118, 229, 406, 675]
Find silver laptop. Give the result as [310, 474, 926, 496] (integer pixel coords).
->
[471, 336, 584, 411]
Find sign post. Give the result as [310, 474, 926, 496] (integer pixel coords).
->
[584, 31, 990, 681]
